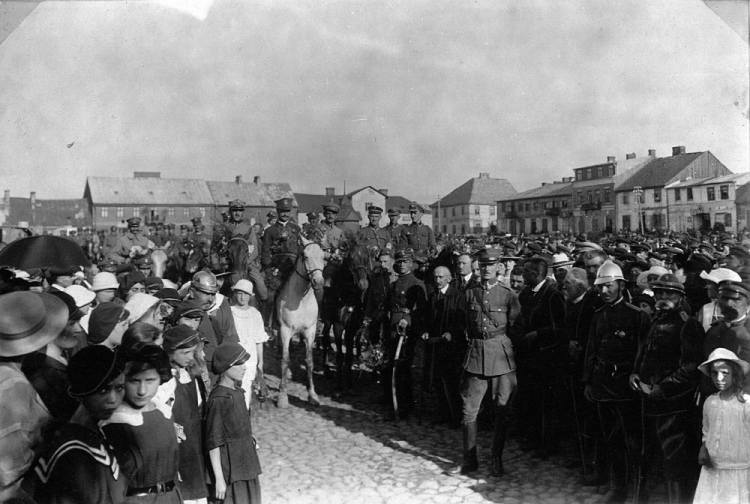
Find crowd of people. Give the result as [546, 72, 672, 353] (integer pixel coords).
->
[4, 190, 750, 504]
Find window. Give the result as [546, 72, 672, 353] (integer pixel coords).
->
[674, 189, 681, 202]
[587, 191, 593, 204]
[576, 171, 582, 181]
[587, 168, 592, 179]
[525, 203, 530, 211]
[562, 200, 568, 208]
[442, 225, 447, 233]
[721, 185, 729, 200]
[474, 205, 480, 215]
[452, 207, 455, 217]
[490, 206, 496, 216]
[687, 188, 693, 201]
[653, 189, 661, 203]
[100, 207, 108, 218]
[462, 206, 465, 215]
[577, 191, 584, 205]
[707, 187, 715, 201]
[533, 201, 539, 211]
[604, 188, 611, 203]
[168, 207, 174, 218]
[622, 193, 629, 205]
[116, 207, 123, 218]
[622, 215, 631, 231]
[132, 208, 138, 217]
[183, 208, 190, 218]
[725, 213, 733, 227]
[594, 189, 601, 202]
[597, 167, 603, 178]
[452, 225, 456, 234]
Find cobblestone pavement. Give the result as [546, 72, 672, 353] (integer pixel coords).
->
[251, 339, 633, 504]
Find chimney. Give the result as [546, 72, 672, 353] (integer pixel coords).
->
[626, 153, 636, 160]
[672, 146, 686, 156]
[235, 175, 242, 184]
[253, 176, 260, 185]
[607, 156, 616, 163]
[379, 188, 388, 197]
[325, 187, 335, 197]
[541, 182, 548, 186]
[648, 149, 656, 158]
[30, 191, 36, 206]
[3, 190, 9, 207]
[479, 172, 490, 179]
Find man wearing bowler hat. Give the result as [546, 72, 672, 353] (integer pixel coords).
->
[398, 203, 435, 256]
[383, 208, 404, 244]
[357, 206, 392, 253]
[108, 217, 152, 265]
[448, 248, 520, 478]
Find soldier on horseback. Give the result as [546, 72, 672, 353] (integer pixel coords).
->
[383, 207, 404, 244]
[107, 217, 153, 265]
[356, 206, 392, 263]
[221, 199, 267, 303]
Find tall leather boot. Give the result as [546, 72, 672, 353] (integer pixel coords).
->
[447, 421, 479, 475]
[598, 458, 628, 504]
[491, 408, 509, 477]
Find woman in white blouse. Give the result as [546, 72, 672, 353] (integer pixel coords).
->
[229, 279, 268, 408]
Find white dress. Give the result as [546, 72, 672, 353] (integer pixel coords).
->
[230, 304, 269, 407]
[693, 393, 750, 504]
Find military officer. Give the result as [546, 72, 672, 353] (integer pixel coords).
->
[448, 248, 521, 478]
[190, 217, 212, 254]
[384, 249, 427, 420]
[303, 212, 325, 242]
[101, 226, 120, 257]
[134, 256, 154, 278]
[357, 206, 392, 254]
[319, 203, 344, 253]
[583, 261, 651, 504]
[265, 210, 277, 230]
[222, 199, 267, 302]
[630, 274, 704, 503]
[107, 217, 152, 264]
[261, 198, 302, 282]
[383, 208, 404, 244]
[398, 203, 435, 256]
[149, 222, 169, 247]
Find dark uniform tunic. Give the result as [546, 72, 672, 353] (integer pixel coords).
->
[223, 220, 266, 299]
[383, 223, 404, 245]
[261, 221, 302, 294]
[356, 225, 392, 253]
[398, 222, 435, 255]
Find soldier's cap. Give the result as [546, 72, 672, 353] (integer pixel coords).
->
[275, 198, 293, 212]
[267, 210, 277, 218]
[190, 217, 202, 226]
[387, 208, 401, 217]
[477, 248, 502, 265]
[162, 325, 201, 353]
[630, 242, 651, 253]
[180, 224, 189, 231]
[306, 212, 319, 219]
[171, 300, 205, 323]
[408, 203, 425, 213]
[154, 288, 181, 307]
[126, 217, 141, 228]
[718, 280, 750, 299]
[98, 258, 119, 270]
[700, 268, 742, 285]
[660, 246, 684, 256]
[367, 206, 383, 216]
[135, 256, 153, 267]
[228, 199, 246, 210]
[394, 249, 414, 263]
[728, 245, 750, 260]
[211, 342, 250, 375]
[699, 348, 750, 377]
[651, 273, 685, 294]
[322, 203, 340, 214]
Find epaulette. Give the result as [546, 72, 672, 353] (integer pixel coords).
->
[624, 302, 642, 312]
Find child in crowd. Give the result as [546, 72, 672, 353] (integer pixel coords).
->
[693, 348, 750, 504]
[206, 343, 262, 503]
[229, 280, 268, 408]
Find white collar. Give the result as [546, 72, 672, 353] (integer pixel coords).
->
[532, 279, 546, 293]
[440, 285, 449, 295]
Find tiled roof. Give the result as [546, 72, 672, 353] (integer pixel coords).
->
[384, 195, 412, 213]
[736, 181, 750, 205]
[433, 175, 517, 207]
[666, 172, 750, 189]
[615, 152, 704, 192]
[294, 193, 341, 214]
[85, 176, 214, 205]
[9, 197, 91, 227]
[503, 182, 572, 201]
[206, 181, 294, 208]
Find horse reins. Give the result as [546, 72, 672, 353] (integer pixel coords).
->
[294, 242, 323, 282]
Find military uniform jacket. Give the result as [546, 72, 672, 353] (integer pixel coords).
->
[364, 269, 395, 321]
[190, 231, 212, 252]
[261, 221, 302, 269]
[102, 234, 120, 255]
[398, 222, 435, 254]
[148, 233, 169, 247]
[318, 222, 343, 251]
[108, 231, 150, 260]
[512, 279, 566, 366]
[387, 272, 427, 334]
[583, 298, 651, 402]
[30, 421, 127, 504]
[356, 225, 392, 252]
[223, 220, 253, 240]
[463, 281, 521, 377]
[383, 223, 403, 244]
[634, 309, 704, 416]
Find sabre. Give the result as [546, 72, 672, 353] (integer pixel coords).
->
[392, 324, 407, 420]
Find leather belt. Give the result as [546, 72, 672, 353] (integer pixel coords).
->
[472, 329, 504, 340]
[126, 480, 175, 496]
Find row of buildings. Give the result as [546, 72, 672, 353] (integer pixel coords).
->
[430, 146, 750, 236]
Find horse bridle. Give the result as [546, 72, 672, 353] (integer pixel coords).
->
[294, 242, 323, 282]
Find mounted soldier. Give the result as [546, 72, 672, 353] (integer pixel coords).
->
[106, 217, 152, 265]
[189, 217, 212, 256]
[357, 206, 392, 263]
[398, 203, 435, 256]
[221, 199, 267, 303]
[261, 198, 302, 311]
[383, 208, 404, 244]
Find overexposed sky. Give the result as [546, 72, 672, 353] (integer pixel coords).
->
[0, 0, 747, 203]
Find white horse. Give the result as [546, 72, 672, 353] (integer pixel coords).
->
[276, 236, 325, 408]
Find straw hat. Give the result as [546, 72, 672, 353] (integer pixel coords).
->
[231, 279, 254, 296]
[0, 292, 68, 357]
[699, 348, 750, 377]
[64, 285, 96, 308]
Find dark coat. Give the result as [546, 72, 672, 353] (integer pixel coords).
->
[512, 279, 566, 370]
[425, 285, 468, 368]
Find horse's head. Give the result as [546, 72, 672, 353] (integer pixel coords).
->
[347, 243, 371, 293]
[184, 242, 205, 275]
[300, 236, 325, 290]
[150, 249, 168, 278]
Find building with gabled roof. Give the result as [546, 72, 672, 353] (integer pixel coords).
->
[665, 172, 750, 232]
[0, 190, 91, 237]
[614, 146, 732, 233]
[431, 172, 517, 235]
[206, 175, 295, 225]
[497, 179, 573, 235]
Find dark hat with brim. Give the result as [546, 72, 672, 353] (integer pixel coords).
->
[387, 208, 401, 217]
[394, 249, 414, 263]
[228, 199, 246, 210]
[408, 203, 426, 213]
[211, 342, 249, 375]
[0, 292, 69, 357]
[68, 345, 125, 397]
[368, 206, 383, 215]
[171, 300, 205, 323]
[728, 246, 750, 261]
[477, 248, 502, 264]
[651, 273, 685, 294]
[322, 203, 340, 214]
[719, 280, 750, 298]
[87, 303, 129, 344]
[162, 325, 201, 353]
[154, 288, 181, 307]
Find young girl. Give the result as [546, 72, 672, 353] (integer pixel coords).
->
[229, 280, 268, 408]
[206, 343, 262, 503]
[102, 344, 181, 503]
[693, 348, 750, 504]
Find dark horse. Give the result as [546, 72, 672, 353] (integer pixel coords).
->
[321, 241, 372, 390]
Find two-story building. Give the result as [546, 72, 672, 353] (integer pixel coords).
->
[665, 172, 750, 232]
[498, 179, 574, 235]
[614, 147, 732, 233]
[431, 173, 517, 235]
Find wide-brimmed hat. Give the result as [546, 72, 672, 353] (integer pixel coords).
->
[698, 348, 750, 377]
[64, 285, 96, 308]
[636, 266, 669, 290]
[123, 293, 160, 324]
[68, 345, 124, 397]
[231, 279, 254, 296]
[700, 268, 742, 285]
[0, 292, 68, 357]
[92, 272, 119, 292]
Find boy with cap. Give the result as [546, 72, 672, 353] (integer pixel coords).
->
[88, 303, 130, 350]
[28, 345, 128, 504]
